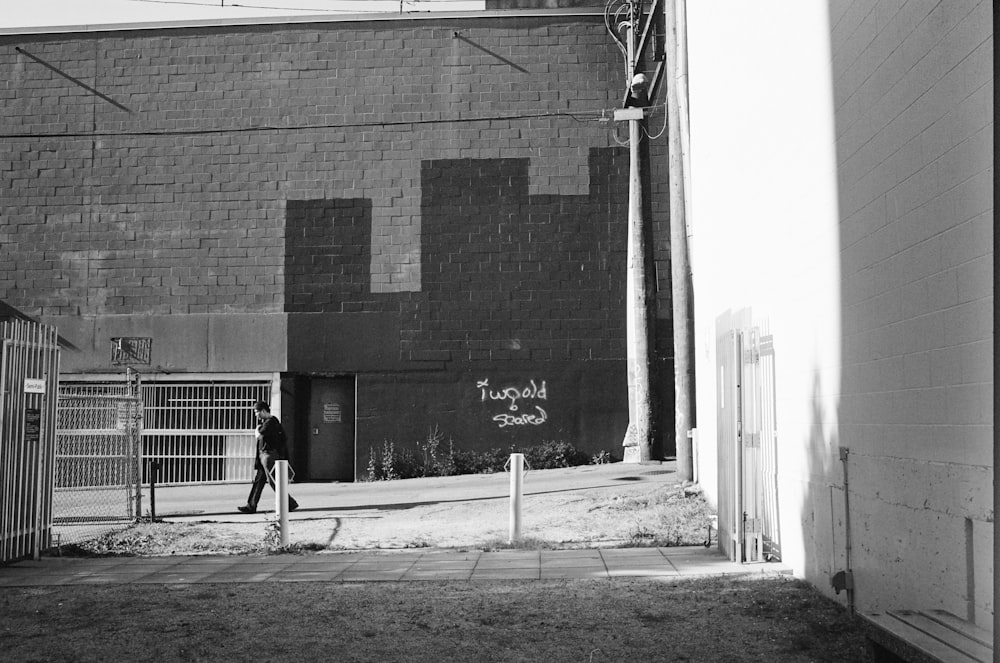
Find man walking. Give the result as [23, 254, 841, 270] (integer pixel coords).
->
[238, 400, 299, 514]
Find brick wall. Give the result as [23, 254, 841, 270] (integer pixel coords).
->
[1, 13, 672, 466]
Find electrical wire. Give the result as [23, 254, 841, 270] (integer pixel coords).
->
[605, 103, 668, 147]
[0, 103, 667, 140]
[643, 104, 667, 140]
[126, 0, 379, 13]
[609, 122, 630, 147]
[127, 0, 483, 13]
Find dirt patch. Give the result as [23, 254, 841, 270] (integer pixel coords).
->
[69, 481, 717, 556]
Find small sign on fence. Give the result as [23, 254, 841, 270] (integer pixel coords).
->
[24, 378, 46, 394]
[24, 409, 40, 444]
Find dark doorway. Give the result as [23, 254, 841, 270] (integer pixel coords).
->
[307, 377, 356, 482]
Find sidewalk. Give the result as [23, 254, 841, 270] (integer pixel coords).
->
[18, 462, 794, 586]
[0, 546, 791, 587]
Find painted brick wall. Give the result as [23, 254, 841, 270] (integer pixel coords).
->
[2, 17, 654, 312]
[286, 198, 375, 313]
[1, 13, 673, 466]
[830, 0, 992, 621]
[411, 151, 627, 362]
[1, 16, 667, 318]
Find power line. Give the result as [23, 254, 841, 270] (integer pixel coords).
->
[126, 0, 483, 13]
[1, 105, 666, 140]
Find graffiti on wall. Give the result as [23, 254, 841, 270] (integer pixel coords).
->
[476, 379, 548, 428]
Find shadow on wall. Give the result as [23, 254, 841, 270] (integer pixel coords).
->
[802, 370, 849, 608]
[820, 0, 993, 623]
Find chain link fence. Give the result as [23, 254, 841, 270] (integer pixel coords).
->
[52, 391, 143, 547]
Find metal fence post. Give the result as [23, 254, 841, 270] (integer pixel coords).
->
[508, 453, 524, 543]
[275, 460, 289, 547]
[149, 460, 160, 522]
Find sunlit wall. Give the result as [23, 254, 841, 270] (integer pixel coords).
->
[687, 0, 842, 583]
[686, 0, 993, 624]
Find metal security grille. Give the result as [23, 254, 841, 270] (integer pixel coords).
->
[716, 311, 780, 564]
[53, 392, 142, 545]
[0, 319, 60, 563]
[140, 382, 270, 485]
[739, 323, 779, 563]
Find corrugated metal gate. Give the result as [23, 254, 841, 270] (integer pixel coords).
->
[717, 312, 780, 563]
[0, 320, 60, 563]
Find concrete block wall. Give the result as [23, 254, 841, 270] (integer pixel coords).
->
[2, 16, 651, 315]
[687, 0, 991, 626]
[1, 11, 673, 467]
[831, 0, 992, 622]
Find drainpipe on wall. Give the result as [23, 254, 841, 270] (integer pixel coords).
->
[992, 1, 998, 653]
[831, 447, 855, 614]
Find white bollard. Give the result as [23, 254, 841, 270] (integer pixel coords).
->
[275, 459, 289, 547]
[508, 453, 524, 543]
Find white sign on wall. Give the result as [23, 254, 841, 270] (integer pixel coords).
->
[323, 402, 342, 423]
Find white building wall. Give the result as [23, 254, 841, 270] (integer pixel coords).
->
[829, 0, 993, 623]
[686, 0, 992, 626]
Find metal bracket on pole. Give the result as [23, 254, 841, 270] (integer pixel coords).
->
[613, 107, 646, 121]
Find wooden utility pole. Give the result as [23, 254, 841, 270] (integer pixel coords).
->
[621, 94, 653, 462]
[665, 0, 694, 479]
[608, 1, 654, 463]
[608, 0, 695, 472]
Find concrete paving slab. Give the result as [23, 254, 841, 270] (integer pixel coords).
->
[337, 571, 409, 581]
[473, 559, 538, 570]
[541, 557, 605, 569]
[605, 569, 680, 578]
[192, 573, 275, 583]
[280, 573, 345, 583]
[286, 555, 356, 564]
[0, 545, 793, 586]
[404, 570, 474, 580]
[410, 562, 478, 573]
[279, 567, 347, 580]
[540, 548, 604, 558]
[71, 575, 151, 585]
[599, 548, 669, 558]
[479, 551, 539, 560]
[540, 566, 608, 578]
[470, 568, 540, 581]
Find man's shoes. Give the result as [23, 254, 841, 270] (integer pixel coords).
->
[237, 505, 256, 514]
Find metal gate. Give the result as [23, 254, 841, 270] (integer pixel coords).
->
[717, 311, 780, 563]
[0, 319, 60, 563]
[58, 379, 272, 486]
[140, 381, 270, 485]
[53, 388, 143, 545]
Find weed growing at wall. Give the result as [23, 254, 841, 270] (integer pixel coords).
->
[591, 450, 613, 464]
[419, 426, 456, 477]
[366, 429, 615, 481]
[521, 440, 589, 469]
